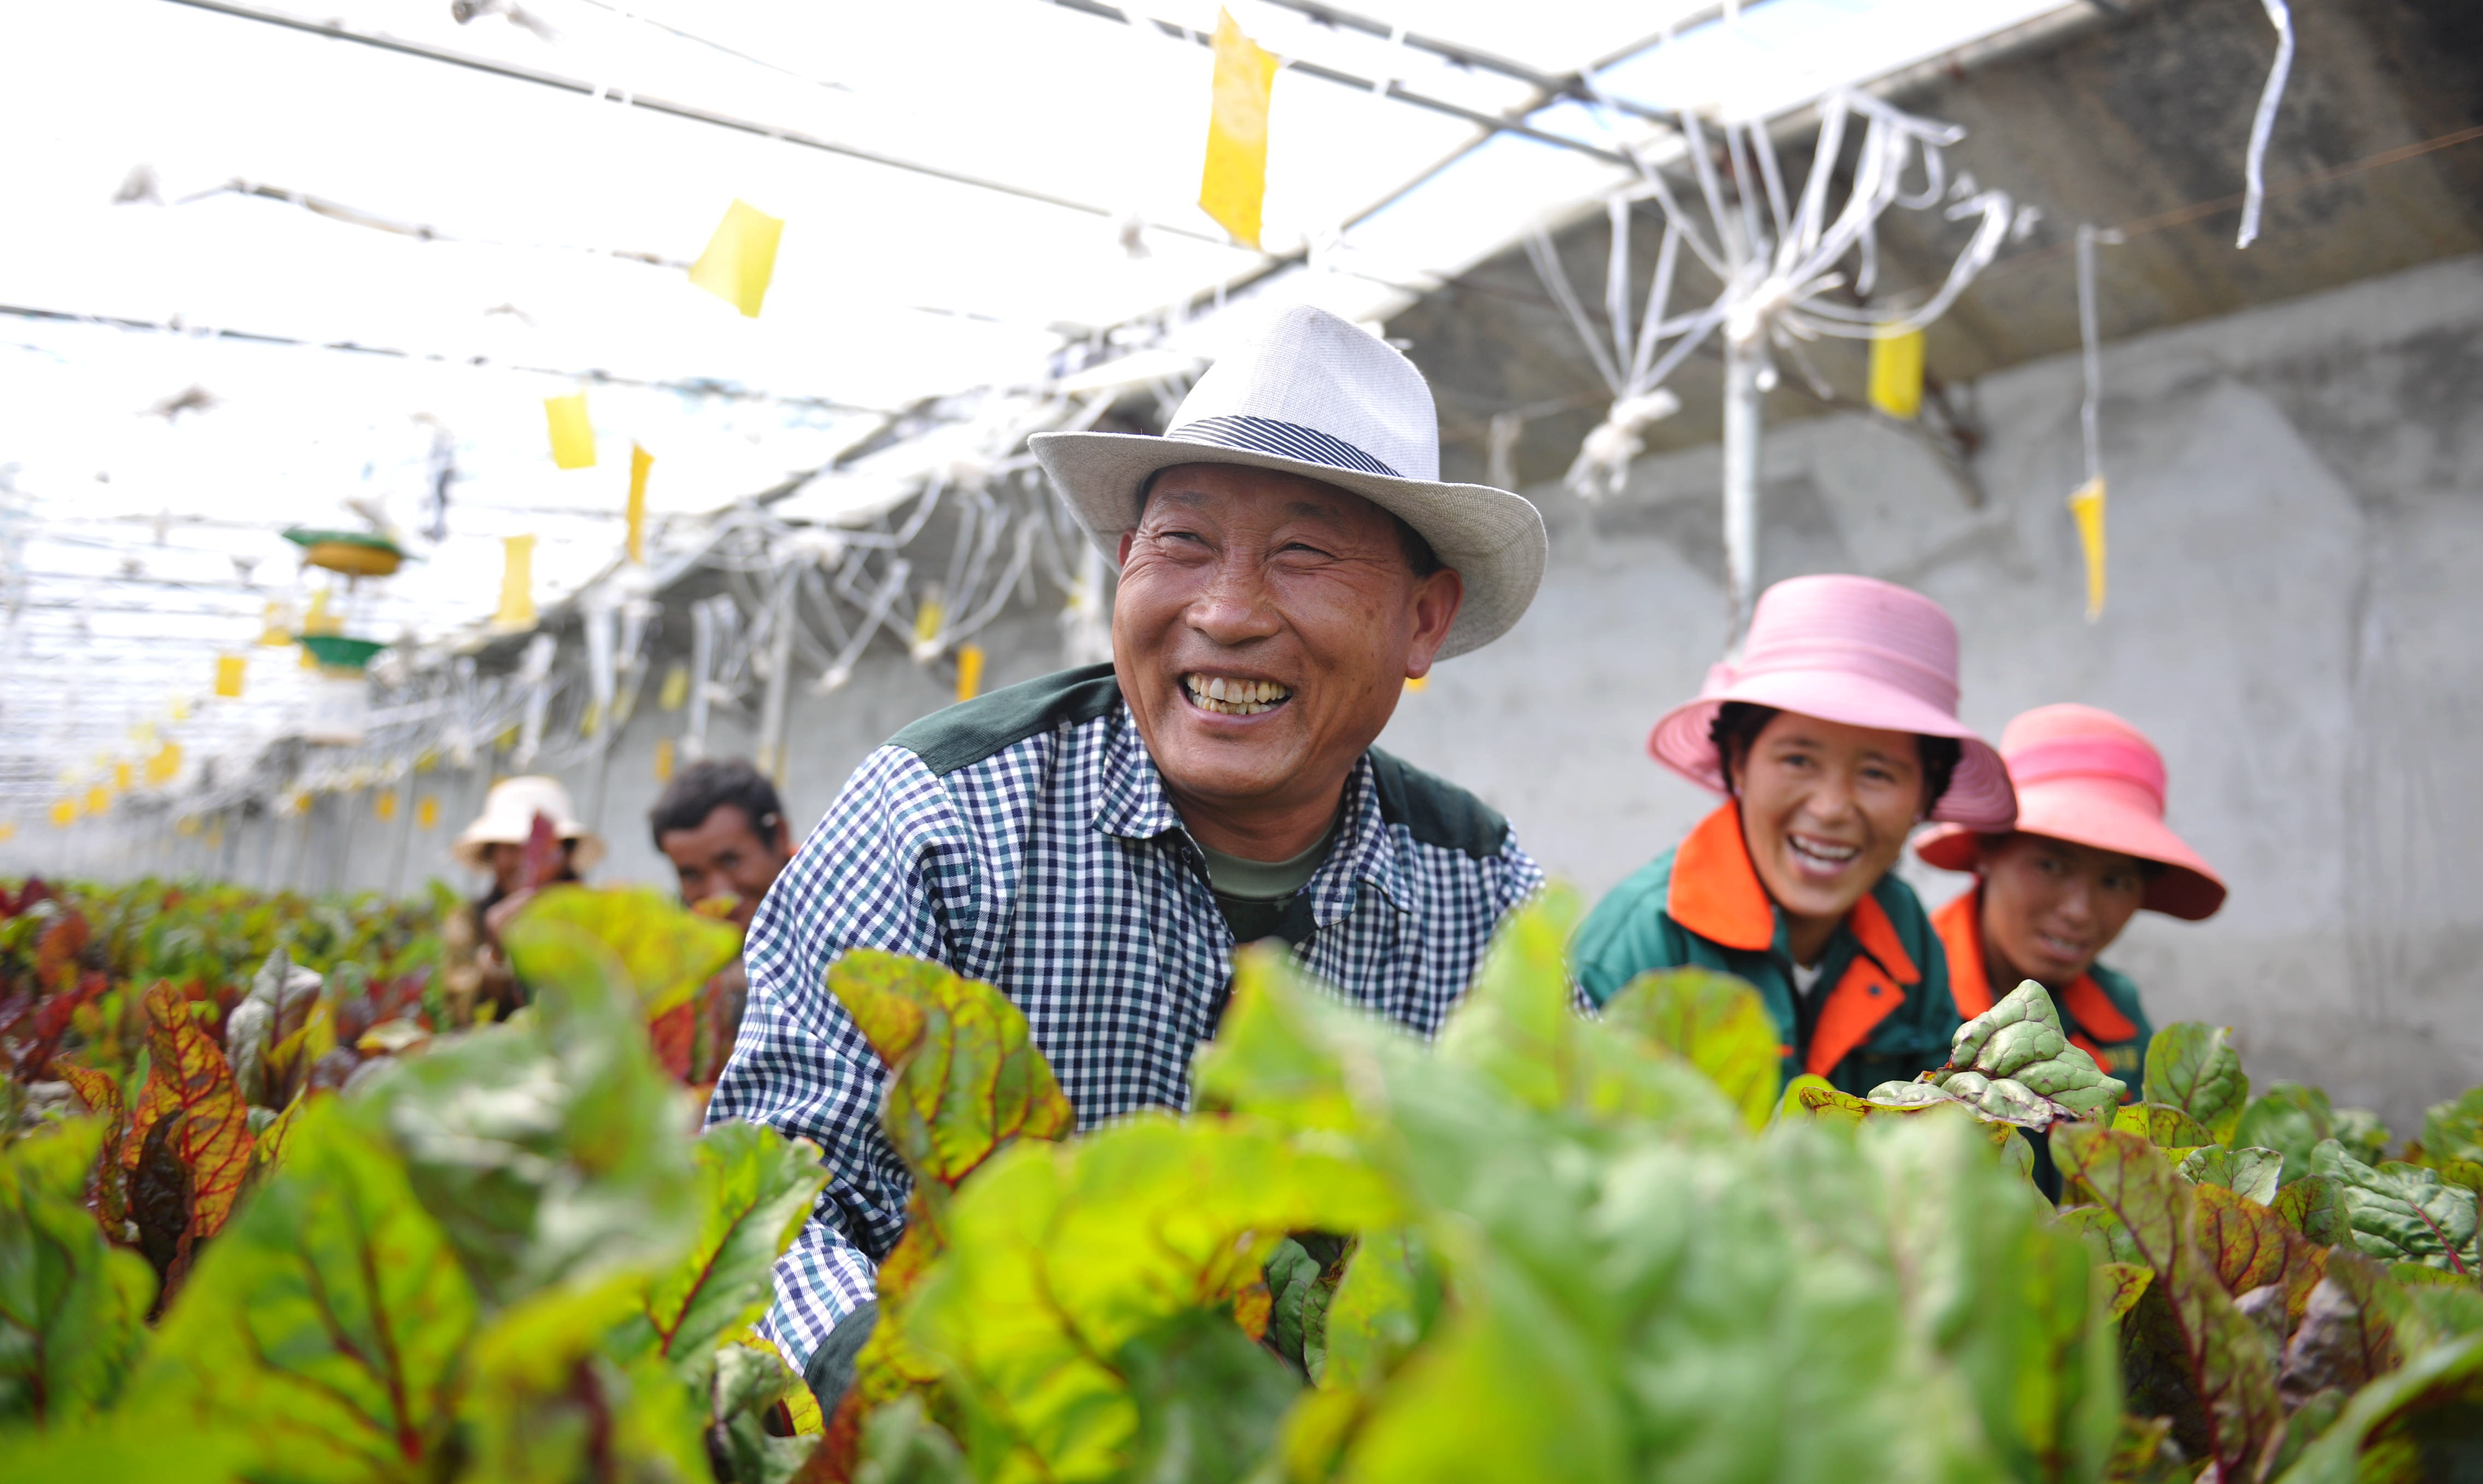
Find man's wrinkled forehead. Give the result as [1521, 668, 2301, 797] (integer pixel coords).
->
[1137, 463, 1366, 527]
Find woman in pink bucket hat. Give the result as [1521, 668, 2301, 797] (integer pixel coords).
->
[1573, 575, 2015, 1094]
[1917, 704, 2225, 1096]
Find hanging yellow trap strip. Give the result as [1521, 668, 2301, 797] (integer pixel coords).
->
[215, 652, 247, 699]
[689, 199, 785, 318]
[497, 535, 538, 631]
[2068, 477, 2107, 622]
[627, 443, 654, 564]
[51, 799, 77, 828]
[1867, 326, 1925, 420]
[657, 663, 690, 713]
[955, 644, 985, 704]
[654, 735, 676, 784]
[375, 791, 398, 823]
[545, 393, 597, 469]
[416, 796, 440, 831]
[1199, 9, 1279, 249]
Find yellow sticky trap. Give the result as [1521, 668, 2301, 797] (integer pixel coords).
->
[375, 791, 398, 823]
[911, 597, 945, 648]
[175, 814, 201, 837]
[657, 663, 690, 713]
[545, 393, 597, 470]
[168, 696, 192, 722]
[259, 599, 294, 646]
[415, 749, 438, 774]
[215, 652, 247, 698]
[627, 443, 654, 565]
[113, 762, 133, 793]
[145, 743, 182, 787]
[51, 799, 77, 828]
[1200, 9, 1279, 249]
[688, 199, 784, 318]
[654, 736, 676, 784]
[955, 644, 985, 704]
[1868, 326, 1925, 420]
[86, 786, 111, 817]
[496, 535, 537, 631]
[416, 796, 440, 831]
[581, 700, 604, 739]
[303, 588, 338, 636]
[2068, 476, 2107, 621]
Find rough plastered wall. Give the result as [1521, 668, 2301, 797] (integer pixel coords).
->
[1377, 252, 2483, 1136]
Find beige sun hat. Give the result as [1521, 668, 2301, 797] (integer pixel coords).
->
[451, 774, 605, 873]
[1029, 304, 1547, 659]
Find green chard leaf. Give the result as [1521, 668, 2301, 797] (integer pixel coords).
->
[2272, 1174, 2351, 1247]
[142, 1102, 476, 1484]
[458, 1275, 711, 1484]
[825, 948, 1075, 1215]
[1597, 963, 1781, 1129]
[620, 1119, 829, 1368]
[2181, 1145, 2285, 1206]
[515, 884, 742, 1017]
[2278, 1250, 2406, 1406]
[2093, 1262, 2155, 1322]
[2409, 1086, 2483, 1169]
[2234, 1081, 2389, 1185]
[2141, 1023, 2250, 1144]
[2310, 1138, 2481, 1276]
[709, 1341, 819, 1484]
[1932, 980, 2125, 1122]
[1318, 1226, 1444, 1392]
[0, 1422, 250, 1484]
[373, 915, 700, 1305]
[2050, 1122, 2284, 1475]
[0, 1119, 156, 1427]
[2113, 1101, 2218, 1152]
[1192, 944, 1368, 1136]
[1116, 1308, 1302, 1484]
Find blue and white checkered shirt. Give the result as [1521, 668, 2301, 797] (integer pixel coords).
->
[707, 664, 1543, 1372]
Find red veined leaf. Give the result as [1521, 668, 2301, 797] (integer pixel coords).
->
[127, 982, 253, 1246]
[52, 1059, 131, 1231]
[2194, 1182, 2291, 1296]
[2279, 1249, 2406, 1405]
[649, 999, 696, 1080]
[34, 909, 90, 995]
[628, 1121, 828, 1362]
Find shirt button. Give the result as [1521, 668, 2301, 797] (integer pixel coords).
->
[1868, 985, 1881, 996]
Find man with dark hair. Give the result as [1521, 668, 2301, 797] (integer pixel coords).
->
[650, 757, 797, 932]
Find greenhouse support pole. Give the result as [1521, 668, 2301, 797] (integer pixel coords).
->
[1721, 329, 1764, 649]
[388, 775, 416, 900]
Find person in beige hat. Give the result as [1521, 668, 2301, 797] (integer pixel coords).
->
[442, 775, 604, 1021]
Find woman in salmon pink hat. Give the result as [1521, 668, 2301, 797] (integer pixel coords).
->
[1915, 704, 2224, 1097]
[1573, 575, 2015, 1093]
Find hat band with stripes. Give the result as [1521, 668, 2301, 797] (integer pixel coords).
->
[1167, 414, 1402, 479]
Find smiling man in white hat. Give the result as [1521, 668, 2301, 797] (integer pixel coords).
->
[709, 304, 1549, 1406]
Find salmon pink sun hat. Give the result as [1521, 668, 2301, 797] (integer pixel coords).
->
[1646, 574, 2016, 830]
[1916, 704, 2226, 920]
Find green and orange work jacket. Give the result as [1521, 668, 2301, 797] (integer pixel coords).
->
[1572, 802, 1961, 1096]
[1929, 887, 2152, 1099]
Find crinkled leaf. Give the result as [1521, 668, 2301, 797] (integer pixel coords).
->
[2058, 1205, 2146, 1269]
[1946, 977, 2066, 1073]
[2051, 1122, 2284, 1474]
[368, 916, 699, 1305]
[903, 1117, 1398, 1482]
[1598, 964, 1780, 1129]
[2094, 1262, 2155, 1322]
[142, 1102, 476, 1484]
[2273, 1329, 2483, 1484]
[711, 1342, 819, 1484]
[1943, 1070, 2065, 1129]
[2235, 1082, 2387, 1185]
[2311, 1138, 2480, 1275]
[2115, 1101, 2218, 1152]
[1866, 1079, 1957, 1109]
[2143, 1023, 2249, 1144]
[826, 948, 1074, 1212]
[2015, 1052, 2127, 1118]
[459, 1274, 711, 1484]
[516, 884, 743, 1017]
[621, 1120, 829, 1366]
[0, 1120, 156, 1426]
[129, 981, 252, 1246]
[2273, 1174, 2351, 1247]
[2181, 1145, 2284, 1205]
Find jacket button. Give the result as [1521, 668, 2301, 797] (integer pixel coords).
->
[1868, 985, 1881, 996]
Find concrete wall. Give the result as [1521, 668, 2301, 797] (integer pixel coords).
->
[1381, 252, 2483, 1138]
[19, 253, 2480, 1137]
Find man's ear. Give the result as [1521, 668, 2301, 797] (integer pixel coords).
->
[1402, 567, 1464, 679]
[1116, 530, 1135, 566]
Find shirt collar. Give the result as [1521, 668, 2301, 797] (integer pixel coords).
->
[1092, 703, 1404, 926]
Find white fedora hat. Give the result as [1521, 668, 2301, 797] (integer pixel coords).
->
[451, 774, 606, 873]
[1029, 305, 1546, 659]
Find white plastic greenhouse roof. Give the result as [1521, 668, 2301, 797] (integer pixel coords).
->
[0, 0, 2073, 818]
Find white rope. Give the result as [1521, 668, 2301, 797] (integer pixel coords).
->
[2236, 0, 2296, 249]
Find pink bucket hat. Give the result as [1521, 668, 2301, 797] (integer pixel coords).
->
[1646, 574, 2016, 830]
[1916, 703, 2226, 920]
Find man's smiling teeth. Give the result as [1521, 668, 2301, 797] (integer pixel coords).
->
[1184, 673, 1292, 715]
[1786, 834, 1860, 869]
